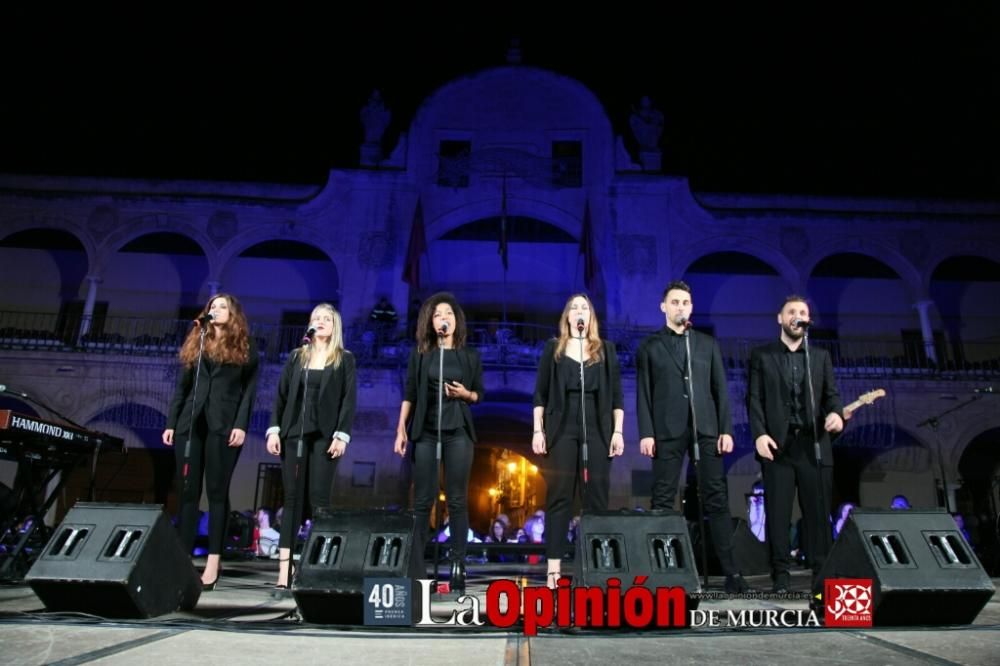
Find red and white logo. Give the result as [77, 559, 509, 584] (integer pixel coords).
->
[824, 578, 873, 627]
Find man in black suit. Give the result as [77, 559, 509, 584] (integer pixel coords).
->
[748, 295, 844, 592]
[637, 281, 749, 593]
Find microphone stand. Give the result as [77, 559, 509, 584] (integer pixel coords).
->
[289, 334, 313, 584]
[431, 330, 446, 592]
[801, 327, 832, 563]
[181, 322, 209, 513]
[682, 323, 710, 588]
[917, 393, 986, 513]
[577, 324, 589, 486]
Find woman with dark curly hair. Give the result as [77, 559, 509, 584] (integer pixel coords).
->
[163, 293, 259, 589]
[394, 292, 484, 592]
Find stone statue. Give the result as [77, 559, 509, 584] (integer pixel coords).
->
[629, 96, 664, 152]
[361, 90, 391, 145]
[360, 90, 391, 166]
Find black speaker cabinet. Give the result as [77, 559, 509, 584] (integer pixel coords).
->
[814, 509, 995, 625]
[25, 502, 202, 618]
[292, 509, 422, 625]
[575, 510, 701, 601]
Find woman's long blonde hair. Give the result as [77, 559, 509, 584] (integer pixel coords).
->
[299, 303, 345, 369]
[554, 293, 603, 365]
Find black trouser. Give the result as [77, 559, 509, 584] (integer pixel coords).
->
[279, 431, 339, 550]
[761, 426, 833, 577]
[174, 415, 242, 555]
[412, 427, 474, 565]
[542, 395, 612, 560]
[650, 432, 738, 576]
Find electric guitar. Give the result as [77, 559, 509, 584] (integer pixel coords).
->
[843, 388, 886, 419]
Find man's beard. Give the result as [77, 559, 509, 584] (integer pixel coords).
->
[781, 322, 805, 339]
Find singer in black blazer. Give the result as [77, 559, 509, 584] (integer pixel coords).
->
[163, 295, 259, 567]
[394, 293, 484, 584]
[532, 294, 625, 584]
[747, 296, 844, 589]
[166, 340, 259, 438]
[635, 282, 746, 587]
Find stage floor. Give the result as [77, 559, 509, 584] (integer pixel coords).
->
[1, 559, 998, 665]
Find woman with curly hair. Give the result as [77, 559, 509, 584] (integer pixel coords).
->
[163, 293, 259, 589]
[532, 293, 624, 587]
[394, 292, 484, 593]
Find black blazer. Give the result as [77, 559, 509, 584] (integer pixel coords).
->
[747, 340, 844, 464]
[404, 346, 485, 441]
[166, 339, 259, 436]
[533, 339, 624, 449]
[269, 349, 357, 442]
[636, 328, 732, 441]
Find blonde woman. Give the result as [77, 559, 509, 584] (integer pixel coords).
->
[532, 294, 624, 588]
[265, 303, 357, 596]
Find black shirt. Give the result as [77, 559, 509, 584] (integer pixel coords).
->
[427, 348, 465, 430]
[288, 369, 323, 436]
[783, 344, 807, 426]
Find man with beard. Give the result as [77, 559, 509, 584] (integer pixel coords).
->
[748, 295, 844, 593]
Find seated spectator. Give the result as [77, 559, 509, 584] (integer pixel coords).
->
[747, 481, 766, 543]
[890, 495, 911, 510]
[256, 507, 280, 558]
[833, 502, 856, 539]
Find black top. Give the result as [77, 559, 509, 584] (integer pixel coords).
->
[166, 339, 260, 436]
[427, 348, 465, 430]
[636, 328, 732, 441]
[747, 340, 844, 464]
[269, 349, 357, 442]
[782, 345, 807, 426]
[404, 346, 485, 442]
[559, 356, 600, 394]
[533, 339, 623, 449]
[286, 370, 323, 435]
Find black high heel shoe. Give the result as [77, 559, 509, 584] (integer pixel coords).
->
[450, 560, 466, 594]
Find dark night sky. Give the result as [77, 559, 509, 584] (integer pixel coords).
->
[1, 4, 998, 199]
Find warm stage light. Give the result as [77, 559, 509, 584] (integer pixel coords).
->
[530, 464, 538, 474]
[507, 462, 517, 473]
[488, 487, 498, 497]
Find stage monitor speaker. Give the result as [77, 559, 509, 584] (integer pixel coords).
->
[575, 510, 701, 597]
[292, 509, 422, 625]
[25, 502, 201, 618]
[813, 509, 995, 625]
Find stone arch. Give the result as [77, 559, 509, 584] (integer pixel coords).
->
[97, 214, 216, 276]
[0, 218, 97, 272]
[804, 241, 923, 301]
[101, 230, 211, 318]
[0, 227, 94, 310]
[217, 234, 341, 328]
[674, 237, 800, 292]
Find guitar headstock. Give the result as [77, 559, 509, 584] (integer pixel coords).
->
[857, 389, 886, 405]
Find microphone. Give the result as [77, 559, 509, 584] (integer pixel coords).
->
[678, 317, 693, 330]
[576, 318, 585, 333]
[301, 326, 317, 344]
[437, 322, 449, 337]
[974, 387, 994, 394]
[792, 319, 812, 328]
[195, 312, 215, 326]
